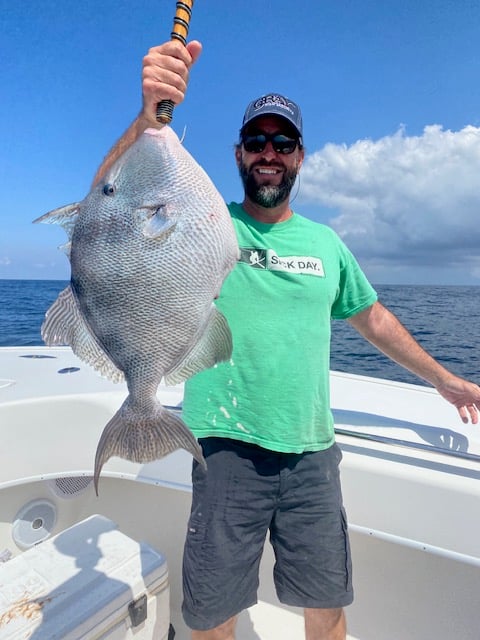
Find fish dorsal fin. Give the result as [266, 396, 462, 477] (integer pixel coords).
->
[42, 285, 124, 383]
[164, 306, 233, 386]
[33, 203, 81, 241]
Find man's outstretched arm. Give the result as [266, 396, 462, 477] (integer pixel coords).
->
[348, 301, 480, 424]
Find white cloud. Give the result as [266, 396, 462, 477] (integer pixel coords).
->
[299, 125, 480, 279]
[0, 256, 11, 266]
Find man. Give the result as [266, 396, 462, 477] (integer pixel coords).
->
[94, 40, 480, 640]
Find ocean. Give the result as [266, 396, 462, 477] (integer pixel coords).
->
[1, 279, 479, 387]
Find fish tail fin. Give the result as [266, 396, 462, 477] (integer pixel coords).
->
[93, 400, 205, 495]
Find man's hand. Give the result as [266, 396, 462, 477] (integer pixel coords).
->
[141, 40, 202, 125]
[435, 375, 480, 424]
[92, 40, 202, 186]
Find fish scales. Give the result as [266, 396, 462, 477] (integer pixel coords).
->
[34, 126, 239, 492]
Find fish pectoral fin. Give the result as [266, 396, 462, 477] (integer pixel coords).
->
[142, 206, 178, 240]
[33, 202, 81, 241]
[164, 306, 233, 386]
[42, 285, 124, 383]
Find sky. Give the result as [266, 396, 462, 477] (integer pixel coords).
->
[2, 0, 480, 284]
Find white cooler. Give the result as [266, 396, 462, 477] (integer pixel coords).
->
[0, 514, 170, 639]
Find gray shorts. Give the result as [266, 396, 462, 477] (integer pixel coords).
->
[182, 438, 353, 631]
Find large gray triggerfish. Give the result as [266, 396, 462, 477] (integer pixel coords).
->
[34, 126, 239, 493]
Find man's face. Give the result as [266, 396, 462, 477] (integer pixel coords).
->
[235, 116, 304, 209]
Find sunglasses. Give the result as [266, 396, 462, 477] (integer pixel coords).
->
[241, 132, 300, 155]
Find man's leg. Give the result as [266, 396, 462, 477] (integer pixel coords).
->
[304, 608, 346, 640]
[182, 439, 278, 632]
[189, 608, 345, 640]
[191, 615, 237, 640]
[271, 446, 353, 636]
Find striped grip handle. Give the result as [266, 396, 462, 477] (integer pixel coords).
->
[156, 1, 195, 124]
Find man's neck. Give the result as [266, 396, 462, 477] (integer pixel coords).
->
[241, 198, 293, 224]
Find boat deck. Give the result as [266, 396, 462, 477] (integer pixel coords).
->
[1, 346, 479, 639]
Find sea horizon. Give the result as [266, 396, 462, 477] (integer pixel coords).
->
[1, 279, 479, 387]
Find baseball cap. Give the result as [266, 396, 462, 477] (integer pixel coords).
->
[241, 93, 303, 142]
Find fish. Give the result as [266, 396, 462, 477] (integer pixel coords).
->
[34, 126, 239, 493]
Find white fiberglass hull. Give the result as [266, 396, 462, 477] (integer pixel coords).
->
[0, 347, 479, 639]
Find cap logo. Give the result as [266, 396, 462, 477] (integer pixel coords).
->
[253, 94, 294, 117]
[241, 93, 303, 139]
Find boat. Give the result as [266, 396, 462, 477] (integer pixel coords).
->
[0, 345, 479, 639]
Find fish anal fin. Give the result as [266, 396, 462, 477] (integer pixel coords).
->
[164, 306, 232, 386]
[42, 285, 124, 383]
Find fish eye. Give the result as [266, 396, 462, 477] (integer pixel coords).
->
[103, 183, 116, 197]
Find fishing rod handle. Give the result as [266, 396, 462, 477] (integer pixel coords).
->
[156, 0, 195, 124]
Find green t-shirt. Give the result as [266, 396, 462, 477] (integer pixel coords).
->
[182, 202, 377, 453]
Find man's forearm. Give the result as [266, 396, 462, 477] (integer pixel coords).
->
[92, 113, 156, 187]
[348, 301, 452, 388]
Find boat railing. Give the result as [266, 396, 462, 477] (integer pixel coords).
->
[163, 405, 480, 464]
[335, 427, 480, 464]
[349, 523, 480, 568]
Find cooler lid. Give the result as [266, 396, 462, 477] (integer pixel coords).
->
[0, 514, 168, 639]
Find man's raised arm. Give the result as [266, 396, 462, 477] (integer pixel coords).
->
[92, 40, 202, 186]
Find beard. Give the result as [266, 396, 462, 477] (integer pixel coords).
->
[238, 160, 298, 208]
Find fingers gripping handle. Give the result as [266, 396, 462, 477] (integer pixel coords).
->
[156, 1, 195, 124]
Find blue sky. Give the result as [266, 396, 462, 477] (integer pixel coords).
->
[2, 0, 480, 284]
